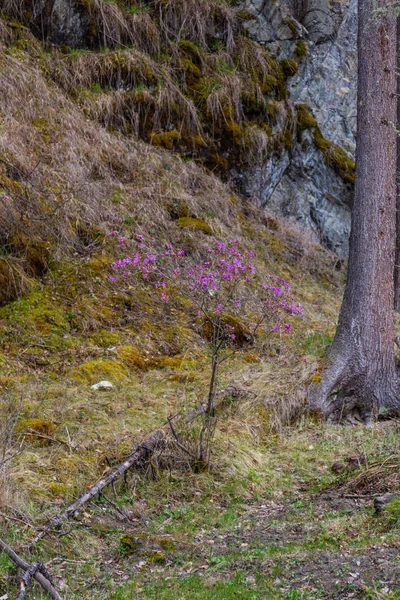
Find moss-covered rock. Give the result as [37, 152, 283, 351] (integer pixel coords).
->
[71, 359, 129, 384]
[176, 217, 212, 235]
[314, 126, 355, 184]
[120, 533, 185, 561]
[295, 104, 355, 184]
[295, 103, 317, 141]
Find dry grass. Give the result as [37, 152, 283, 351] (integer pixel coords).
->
[154, 0, 237, 52]
[51, 49, 156, 92]
[52, 49, 202, 137]
[0, 40, 238, 274]
[339, 452, 400, 495]
[0, 392, 23, 508]
[0, 0, 237, 54]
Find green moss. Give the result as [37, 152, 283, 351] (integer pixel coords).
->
[279, 58, 298, 79]
[47, 482, 71, 498]
[180, 57, 202, 82]
[314, 127, 355, 184]
[118, 347, 185, 371]
[120, 533, 180, 560]
[71, 359, 129, 384]
[259, 75, 279, 95]
[176, 217, 212, 235]
[295, 103, 317, 141]
[280, 128, 293, 151]
[149, 130, 182, 150]
[296, 103, 317, 131]
[294, 40, 308, 61]
[90, 330, 121, 347]
[178, 40, 203, 65]
[295, 104, 355, 183]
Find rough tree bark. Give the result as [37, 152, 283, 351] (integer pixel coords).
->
[395, 14, 400, 311]
[308, 0, 400, 420]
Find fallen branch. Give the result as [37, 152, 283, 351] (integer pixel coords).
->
[31, 430, 165, 545]
[17, 562, 43, 600]
[31, 386, 247, 545]
[0, 538, 62, 600]
[24, 428, 72, 449]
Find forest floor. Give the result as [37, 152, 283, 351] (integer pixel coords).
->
[1, 418, 399, 599]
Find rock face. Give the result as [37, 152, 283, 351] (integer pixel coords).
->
[49, 0, 91, 47]
[242, 0, 357, 255]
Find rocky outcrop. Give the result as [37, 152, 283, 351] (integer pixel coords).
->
[242, 0, 357, 255]
[0, 0, 357, 255]
[295, 0, 336, 44]
[49, 0, 91, 47]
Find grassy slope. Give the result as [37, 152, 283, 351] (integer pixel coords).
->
[0, 17, 398, 600]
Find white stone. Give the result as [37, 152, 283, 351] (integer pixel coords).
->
[90, 381, 114, 390]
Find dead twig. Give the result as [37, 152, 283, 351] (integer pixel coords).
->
[167, 415, 196, 459]
[23, 428, 73, 449]
[91, 491, 134, 523]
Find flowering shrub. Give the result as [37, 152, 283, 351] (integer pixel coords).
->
[109, 233, 304, 463]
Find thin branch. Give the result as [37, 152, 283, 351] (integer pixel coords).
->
[167, 416, 196, 459]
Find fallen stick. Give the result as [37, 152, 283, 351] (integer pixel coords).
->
[0, 538, 62, 600]
[31, 386, 245, 545]
[31, 430, 165, 545]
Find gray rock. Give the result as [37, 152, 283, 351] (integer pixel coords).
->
[374, 494, 399, 515]
[49, 0, 91, 47]
[240, 0, 357, 255]
[297, 0, 336, 44]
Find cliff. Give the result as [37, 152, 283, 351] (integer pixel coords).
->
[0, 0, 357, 259]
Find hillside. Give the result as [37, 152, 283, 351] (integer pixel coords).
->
[0, 2, 399, 599]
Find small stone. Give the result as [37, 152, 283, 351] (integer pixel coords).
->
[374, 494, 398, 515]
[90, 380, 114, 391]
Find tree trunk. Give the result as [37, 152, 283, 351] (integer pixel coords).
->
[309, 0, 400, 420]
[394, 14, 400, 311]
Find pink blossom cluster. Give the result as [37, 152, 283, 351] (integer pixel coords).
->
[109, 234, 304, 339]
